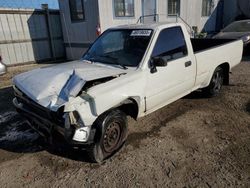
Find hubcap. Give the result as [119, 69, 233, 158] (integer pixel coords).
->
[103, 121, 121, 153]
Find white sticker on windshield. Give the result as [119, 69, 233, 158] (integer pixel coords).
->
[130, 30, 152, 36]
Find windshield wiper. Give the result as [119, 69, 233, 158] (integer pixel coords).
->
[95, 55, 128, 70]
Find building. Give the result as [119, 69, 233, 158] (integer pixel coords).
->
[59, 0, 224, 60]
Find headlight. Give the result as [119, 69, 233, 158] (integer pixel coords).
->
[242, 35, 250, 43]
[64, 111, 91, 142]
[73, 127, 90, 142]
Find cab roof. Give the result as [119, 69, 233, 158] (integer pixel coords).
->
[110, 22, 183, 30]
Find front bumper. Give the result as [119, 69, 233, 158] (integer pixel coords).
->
[13, 97, 96, 146]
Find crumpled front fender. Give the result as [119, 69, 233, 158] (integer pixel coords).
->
[64, 95, 98, 127]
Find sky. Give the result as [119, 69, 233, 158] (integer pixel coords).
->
[0, 0, 59, 9]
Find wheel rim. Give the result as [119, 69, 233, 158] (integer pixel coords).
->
[212, 71, 223, 92]
[103, 121, 121, 153]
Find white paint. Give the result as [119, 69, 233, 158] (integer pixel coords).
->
[13, 60, 130, 110]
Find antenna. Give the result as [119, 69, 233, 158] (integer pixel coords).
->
[61, 12, 74, 59]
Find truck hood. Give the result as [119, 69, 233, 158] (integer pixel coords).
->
[13, 60, 128, 111]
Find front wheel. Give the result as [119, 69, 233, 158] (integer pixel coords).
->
[88, 109, 128, 163]
[203, 67, 224, 97]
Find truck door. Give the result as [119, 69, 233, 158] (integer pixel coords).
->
[145, 26, 196, 112]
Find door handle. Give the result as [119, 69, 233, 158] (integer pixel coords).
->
[185, 61, 192, 67]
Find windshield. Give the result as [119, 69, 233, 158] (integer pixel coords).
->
[83, 29, 153, 67]
[223, 20, 250, 32]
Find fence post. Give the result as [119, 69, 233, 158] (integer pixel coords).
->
[42, 4, 56, 61]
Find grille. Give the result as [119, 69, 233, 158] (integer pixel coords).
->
[14, 86, 64, 124]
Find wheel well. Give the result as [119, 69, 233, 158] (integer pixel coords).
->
[118, 98, 139, 120]
[218, 63, 230, 85]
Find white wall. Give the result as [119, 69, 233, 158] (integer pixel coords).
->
[60, 0, 222, 60]
[158, 0, 220, 32]
[98, 0, 220, 33]
[98, 0, 142, 32]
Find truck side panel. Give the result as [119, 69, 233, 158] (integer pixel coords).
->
[193, 40, 243, 90]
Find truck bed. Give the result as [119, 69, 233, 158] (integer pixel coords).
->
[191, 38, 236, 53]
[192, 38, 243, 90]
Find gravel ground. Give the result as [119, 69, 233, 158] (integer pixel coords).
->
[0, 60, 249, 187]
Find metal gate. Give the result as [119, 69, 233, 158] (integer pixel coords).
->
[0, 8, 65, 66]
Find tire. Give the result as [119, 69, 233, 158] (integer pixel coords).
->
[203, 67, 224, 97]
[88, 109, 128, 163]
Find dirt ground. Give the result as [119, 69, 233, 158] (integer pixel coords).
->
[0, 60, 249, 187]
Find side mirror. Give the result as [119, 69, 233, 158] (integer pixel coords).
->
[150, 56, 167, 73]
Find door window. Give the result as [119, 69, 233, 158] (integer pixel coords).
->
[152, 27, 188, 62]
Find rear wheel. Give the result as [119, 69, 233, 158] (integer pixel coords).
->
[88, 109, 127, 163]
[203, 67, 224, 97]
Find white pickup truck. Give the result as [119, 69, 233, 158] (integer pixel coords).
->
[13, 22, 243, 162]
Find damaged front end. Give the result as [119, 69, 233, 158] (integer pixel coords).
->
[12, 75, 118, 145]
[12, 60, 129, 145]
[13, 86, 97, 145]
[64, 111, 95, 143]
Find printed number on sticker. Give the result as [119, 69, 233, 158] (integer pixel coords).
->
[130, 30, 152, 36]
